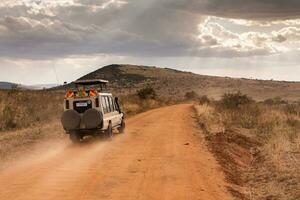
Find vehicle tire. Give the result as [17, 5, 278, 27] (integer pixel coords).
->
[118, 120, 125, 134]
[69, 131, 81, 143]
[105, 122, 113, 139]
[61, 110, 81, 131]
[82, 109, 103, 129]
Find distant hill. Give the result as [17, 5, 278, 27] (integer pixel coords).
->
[0, 82, 18, 90]
[62, 64, 300, 101]
[0, 82, 59, 90]
[28, 84, 60, 90]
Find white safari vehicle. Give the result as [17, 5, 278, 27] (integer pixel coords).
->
[61, 79, 125, 142]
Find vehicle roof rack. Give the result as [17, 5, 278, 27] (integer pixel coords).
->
[73, 79, 109, 92]
[74, 79, 109, 86]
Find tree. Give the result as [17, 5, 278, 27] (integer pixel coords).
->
[137, 87, 157, 100]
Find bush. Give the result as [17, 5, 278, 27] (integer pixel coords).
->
[238, 104, 261, 129]
[264, 97, 287, 105]
[220, 91, 253, 109]
[284, 104, 300, 116]
[198, 95, 210, 105]
[185, 91, 199, 100]
[137, 87, 157, 100]
[286, 117, 300, 129]
[2, 105, 17, 129]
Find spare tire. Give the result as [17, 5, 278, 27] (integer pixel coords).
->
[61, 110, 81, 131]
[82, 109, 103, 129]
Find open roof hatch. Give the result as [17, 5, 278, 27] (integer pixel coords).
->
[73, 79, 109, 91]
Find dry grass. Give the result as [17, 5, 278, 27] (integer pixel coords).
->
[120, 94, 178, 116]
[0, 90, 63, 131]
[194, 92, 300, 200]
[0, 90, 66, 164]
[0, 120, 65, 167]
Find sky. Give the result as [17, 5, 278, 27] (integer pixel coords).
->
[0, 0, 300, 84]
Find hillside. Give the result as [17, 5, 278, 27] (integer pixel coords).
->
[76, 64, 300, 101]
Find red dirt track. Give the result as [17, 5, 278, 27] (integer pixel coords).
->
[0, 104, 232, 200]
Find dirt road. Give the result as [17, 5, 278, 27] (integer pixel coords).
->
[0, 104, 232, 200]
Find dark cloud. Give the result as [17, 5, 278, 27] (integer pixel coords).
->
[0, 0, 207, 59]
[168, 0, 300, 20]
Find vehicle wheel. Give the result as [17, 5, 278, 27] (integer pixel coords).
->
[118, 120, 125, 134]
[69, 132, 81, 143]
[105, 122, 113, 139]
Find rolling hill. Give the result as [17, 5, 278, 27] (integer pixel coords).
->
[73, 64, 300, 101]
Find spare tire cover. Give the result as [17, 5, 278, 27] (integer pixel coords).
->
[82, 109, 103, 129]
[61, 110, 81, 131]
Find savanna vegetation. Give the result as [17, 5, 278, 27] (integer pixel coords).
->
[120, 86, 178, 115]
[194, 92, 300, 200]
[0, 89, 63, 131]
[0, 86, 299, 200]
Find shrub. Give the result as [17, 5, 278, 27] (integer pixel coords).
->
[255, 121, 275, 140]
[238, 104, 261, 129]
[220, 91, 253, 109]
[286, 117, 300, 129]
[216, 92, 260, 129]
[2, 105, 17, 129]
[184, 91, 199, 100]
[198, 95, 210, 105]
[264, 97, 287, 105]
[284, 104, 300, 116]
[137, 87, 157, 100]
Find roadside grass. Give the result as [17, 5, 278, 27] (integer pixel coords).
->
[194, 92, 300, 200]
[119, 86, 181, 116]
[0, 90, 63, 131]
[0, 120, 64, 166]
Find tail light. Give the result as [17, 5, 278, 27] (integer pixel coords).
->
[65, 100, 70, 109]
[95, 97, 99, 107]
[89, 89, 97, 97]
[65, 91, 74, 98]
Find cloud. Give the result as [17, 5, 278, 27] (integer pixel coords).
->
[197, 21, 279, 56]
[0, 0, 206, 59]
[272, 27, 300, 42]
[0, 0, 300, 60]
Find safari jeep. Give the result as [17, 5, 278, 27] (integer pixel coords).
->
[61, 79, 125, 142]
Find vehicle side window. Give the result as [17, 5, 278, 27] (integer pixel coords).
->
[101, 96, 107, 113]
[109, 96, 115, 112]
[101, 96, 117, 113]
[105, 96, 111, 113]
